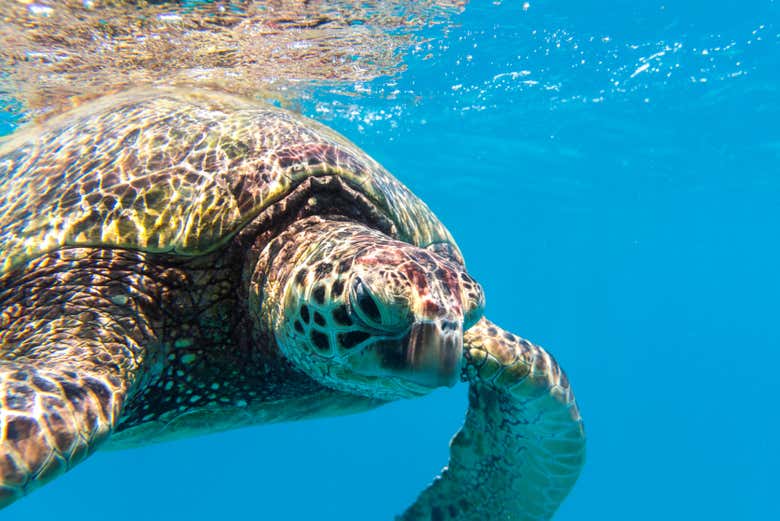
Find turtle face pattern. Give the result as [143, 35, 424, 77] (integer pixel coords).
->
[261, 218, 484, 401]
[0, 88, 584, 516]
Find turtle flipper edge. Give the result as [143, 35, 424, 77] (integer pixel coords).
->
[0, 362, 124, 507]
[399, 317, 585, 521]
[0, 249, 153, 509]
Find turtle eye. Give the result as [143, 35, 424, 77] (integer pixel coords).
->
[352, 277, 382, 325]
[351, 278, 411, 333]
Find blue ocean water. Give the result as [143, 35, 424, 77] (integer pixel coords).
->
[1, 1, 778, 519]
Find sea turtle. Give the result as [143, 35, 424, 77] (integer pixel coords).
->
[0, 87, 585, 519]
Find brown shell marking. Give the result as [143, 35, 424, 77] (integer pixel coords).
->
[0, 87, 458, 275]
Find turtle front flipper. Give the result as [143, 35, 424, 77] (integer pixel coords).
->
[0, 249, 154, 508]
[0, 362, 124, 506]
[400, 317, 585, 521]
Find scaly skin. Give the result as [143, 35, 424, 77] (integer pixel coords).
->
[0, 248, 155, 506]
[251, 216, 484, 400]
[0, 87, 457, 275]
[0, 87, 585, 517]
[400, 318, 585, 521]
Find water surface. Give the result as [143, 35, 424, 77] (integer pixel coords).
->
[1, 1, 778, 519]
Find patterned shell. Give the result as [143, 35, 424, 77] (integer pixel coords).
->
[0, 88, 458, 274]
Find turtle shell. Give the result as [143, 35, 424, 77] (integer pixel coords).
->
[0, 87, 459, 274]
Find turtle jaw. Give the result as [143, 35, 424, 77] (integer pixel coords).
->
[251, 216, 484, 400]
[345, 319, 464, 393]
[402, 320, 463, 389]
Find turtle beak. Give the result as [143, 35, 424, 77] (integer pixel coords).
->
[404, 319, 463, 388]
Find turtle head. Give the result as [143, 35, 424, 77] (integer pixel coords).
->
[262, 220, 484, 400]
